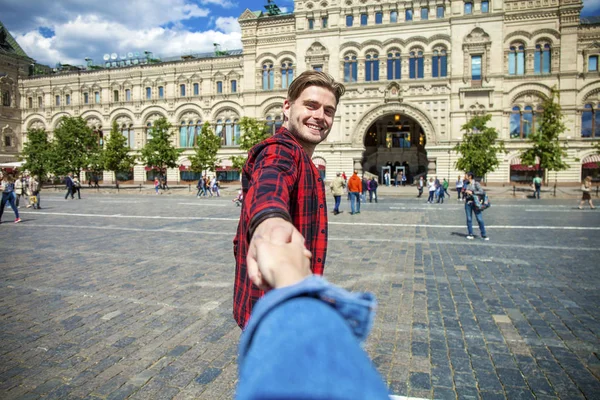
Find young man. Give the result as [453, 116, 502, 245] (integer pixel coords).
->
[233, 71, 345, 329]
[347, 170, 362, 215]
[464, 172, 488, 240]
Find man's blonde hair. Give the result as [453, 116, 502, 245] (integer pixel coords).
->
[287, 70, 345, 105]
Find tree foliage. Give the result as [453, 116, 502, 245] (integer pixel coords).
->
[454, 114, 506, 178]
[231, 117, 270, 170]
[138, 117, 181, 175]
[189, 122, 222, 174]
[103, 121, 136, 183]
[520, 88, 569, 183]
[48, 116, 101, 178]
[20, 128, 51, 179]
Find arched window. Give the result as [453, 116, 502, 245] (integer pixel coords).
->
[534, 43, 551, 74]
[215, 119, 224, 143]
[409, 50, 424, 79]
[122, 123, 135, 148]
[581, 104, 600, 138]
[508, 44, 525, 75]
[432, 49, 448, 77]
[281, 61, 294, 89]
[216, 119, 239, 146]
[262, 62, 274, 90]
[266, 115, 283, 135]
[343, 53, 358, 83]
[510, 106, 539, 139]
[55, 95, 61, 106]
[145, 122, 153, 141]
[387, 51, 401, 80]
[365, 52, 379, 82]
[179, 120, 201, 148]
[390, 11, 398, 23]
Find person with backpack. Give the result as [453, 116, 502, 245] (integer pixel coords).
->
[368, 177, 378, 203]
[464, 172, 488, 241]
[532, 175, 542, 199]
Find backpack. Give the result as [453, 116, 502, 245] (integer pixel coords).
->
[472, 192, 491, 211]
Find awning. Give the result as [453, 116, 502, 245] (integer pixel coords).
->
[511, 164, 541, 172]
[583, 162, 600, 169]
[0, 161, 25, 168]
[312, 157, 326, 170]
[216, 158, 237, 171]
[582, 154, 600, 164]
[179, 165, 191, 171]
[144, 166, 161, 171]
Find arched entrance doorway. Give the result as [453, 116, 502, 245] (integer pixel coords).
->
[361, 113, 428, 184]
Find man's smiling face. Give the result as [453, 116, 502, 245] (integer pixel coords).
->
[283, 85, 337, 150]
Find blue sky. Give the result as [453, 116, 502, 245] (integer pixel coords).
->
[2, 0, 598, 66]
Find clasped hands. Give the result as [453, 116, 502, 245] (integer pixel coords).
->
[247, 217, 312, 291]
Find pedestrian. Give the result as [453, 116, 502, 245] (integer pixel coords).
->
[29, 176, 41, 209]
[72, 176, 81, 199]
[434, 177, 441, 202]
[442, 178, 450, 198]
[161, 175, 169, 190]
[578, 176, 596, 210]
[417, 176, 424, 198]
[395, 171, 401, 187]
[384, 171, 390, 187]
[93, 174, 100, 188]
[427, 177, 436, 203]
[88, 175, 93, 187]
[436, 181, 445, 203]
[196, 176, 205, 197]
[532, 174, 542, 199]
[64, 173, 74, 199]
[347, 170, 362, 215]
[233, 190, 243, 206]
[341, 171, 347, 181]
[401, 172, 407, 186]
[154, 177, 161, 194]
[237, 235, 390, 400]
[233, 70, 345, 329]
[456, 175, 464, 200]
[0, 174, 21, 223]
[211, 176, 220, 197]
[464, 172, 489, 240]
[361, 175, 368, 202]
[14, 175, 29, 208]
[205, 176, 213, 197]
[329, 172, 345, 215]
[369, 177, 378, 203]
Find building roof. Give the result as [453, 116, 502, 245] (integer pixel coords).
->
[581, 16, 600, 25]
[0, 21, 31, 59]
[161, 49, 243, 62]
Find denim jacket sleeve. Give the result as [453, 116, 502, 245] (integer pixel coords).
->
[238, 276, 377, 365]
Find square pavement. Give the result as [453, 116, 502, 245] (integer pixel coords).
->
[0, 192, 599, 399]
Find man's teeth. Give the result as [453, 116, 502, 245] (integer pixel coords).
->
[307, 124, 320, 130]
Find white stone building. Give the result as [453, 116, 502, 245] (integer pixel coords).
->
[2, 0, 600, 184]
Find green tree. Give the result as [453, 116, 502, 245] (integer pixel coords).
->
[231, 117, 270, 170]
[138, 117, 181, 177]
[103, 121, 136, 187]
[520, 88, 569, 184]
[48, 116, 101, 178]
[20, 128, 51, 180]
[189, 122, 222, 175]
[454, 114, 506, 179]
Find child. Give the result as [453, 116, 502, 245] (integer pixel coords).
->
[233, 190, 243, 207]
[154, 177, 160, 194]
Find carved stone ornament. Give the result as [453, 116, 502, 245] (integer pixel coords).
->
[384, 83, 402, 103]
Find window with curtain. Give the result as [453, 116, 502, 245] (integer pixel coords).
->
[509, 45, 525, 75]
[179, 120, 201, 147]
[471, 55, 482, 80]
[365, 53, 379, 81]
[387, 52, 401, 80]
[421, 8, 428, 20]
[360, 14, 368, 25]
[346, 15, 353, 27]
[375, 12, 382, 24]
[281, 61, 294, 89]
[510, 106, 538, 139]
[589, 55, 599, 72]
[343, 54, 358, 82]
[262, 62, 274, 90]
[146, 87, 151, 100]
[432, 49, 448, 77]
[581, 104, 600, 138]
[122, 124, 135, 148]
[409, 51, 424, 79]
[405, 9, 413, 21]
[390, 11, 398, 23]
[158, 86, 164, 98]
[534, 43, 551, 74]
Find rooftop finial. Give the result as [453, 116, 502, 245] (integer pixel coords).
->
[265, 0, 282, 16]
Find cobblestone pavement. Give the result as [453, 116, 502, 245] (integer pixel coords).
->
[0, 193, 599, 399]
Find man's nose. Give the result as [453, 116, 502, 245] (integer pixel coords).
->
[312, 107, 324, 119]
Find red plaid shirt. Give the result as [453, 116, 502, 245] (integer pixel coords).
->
[233, 127, 328, 329]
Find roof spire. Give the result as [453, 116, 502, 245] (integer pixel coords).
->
[264, 0, 282, 16]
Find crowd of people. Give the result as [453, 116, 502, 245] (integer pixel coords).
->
[0, 173, 42, 224]
[195, 175, 220, 198]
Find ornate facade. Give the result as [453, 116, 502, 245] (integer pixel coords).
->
[4, 0, 600, 183]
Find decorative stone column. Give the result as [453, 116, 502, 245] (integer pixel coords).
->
[427, 157, 437, 176]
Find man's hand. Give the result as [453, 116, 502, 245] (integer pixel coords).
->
[247, 217, 311, 290]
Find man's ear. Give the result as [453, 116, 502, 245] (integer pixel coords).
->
[282, 99, 291, 120]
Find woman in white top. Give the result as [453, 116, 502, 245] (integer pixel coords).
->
[427, 178, 436, 203]
[456, 175, 464, 201]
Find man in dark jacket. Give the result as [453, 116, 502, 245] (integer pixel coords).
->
[368, 177, 378, 203]
[64, 173, 74, 200]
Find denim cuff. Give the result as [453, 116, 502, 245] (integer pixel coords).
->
[238, 276, 377, 365]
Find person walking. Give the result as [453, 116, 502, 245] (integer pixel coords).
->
[204, 176, 213, 197]
[417, 176, 424, 198]
[154, 177, 161, 194]
[330, 172, 345, 215]
[464, 172, 488, 240]
[401, 172, 407, 187]
[29, 176, 41, 209]
[368, 177, 378, 203]
[442, 178, 450, 198]
[361, 175, 368, 202]
[456, 175, 464, 200]
[233, 70, 345, 329]
[14, 175, 29, 208]
[0, 174, 21, 223]
[93, 174, 100, 188]
[384, 171, 390, 187]
[64, 173, 74, 200]
[211, 176, 220, 197]
[578, 176, 596, 210]
[532, 175, 542, 199]
[427, 177, 436, 203]
[196, 176, 205, 197]
[395, 171, 401, 187]
[347, 170, 362, 215]
[72, 176, 81, 199]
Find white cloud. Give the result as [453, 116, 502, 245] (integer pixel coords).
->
[215, 17, 241, 34]
[200, 0, 237, 8]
